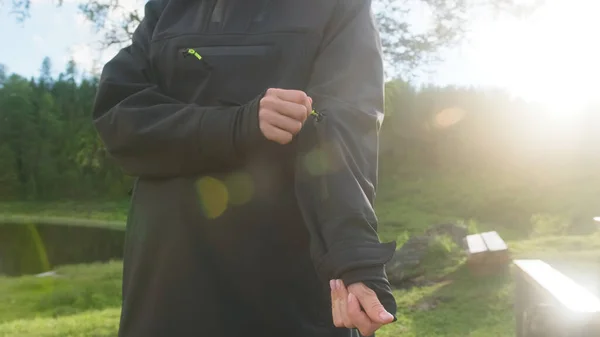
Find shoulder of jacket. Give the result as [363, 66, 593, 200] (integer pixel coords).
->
[335, 0, 372, 11]
[145, 0, 169, 18]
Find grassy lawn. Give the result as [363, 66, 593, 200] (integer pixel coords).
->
[0, 201, 129, 223]
[1, 170, 599, 336]
[1, 234, 599, 337]
[0, 260, 513, 337]
[0, 201, 128, 232]
[0, 262, 122, 337]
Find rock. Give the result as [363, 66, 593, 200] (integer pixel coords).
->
[425, 223, 468, 248]
[386, 223, 468, 287]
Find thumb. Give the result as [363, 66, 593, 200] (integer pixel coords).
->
[353, 285, 394, 324]
[306, 96, 313, 119]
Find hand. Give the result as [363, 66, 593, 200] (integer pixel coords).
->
[330, 279, 395, 336]
[258, 88, 312, 144]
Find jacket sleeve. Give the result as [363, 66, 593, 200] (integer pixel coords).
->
[295, 0, 397, 316]
[92, 0, 266, 178]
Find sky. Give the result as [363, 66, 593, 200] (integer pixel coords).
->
[1, 0, 599, 113]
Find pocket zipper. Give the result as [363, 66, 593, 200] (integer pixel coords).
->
[181, 48, 203, 60]
[180, 48, 212, 69]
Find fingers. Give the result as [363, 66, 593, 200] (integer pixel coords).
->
[261, 93, 309, 123]
[348, 293, 381, 337]
[336, 280, 354, 329]
[269, 87, 309, 106]
[331, 280, 355, 329]
[260, 108, 303, 135]
[259, 88, 313, 144]
[259, 123, 293, 145]
[330, 280, 343, 328]
[348, 283, 395, 325]
[305, 96, 313, 120]
[332, 281, 394, 336]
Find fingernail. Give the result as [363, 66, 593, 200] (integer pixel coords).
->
[348, 293, 354, 303]
[330, 280, 335, 290]
[336, 280, 342, 289]
[380, 311, 394, 321]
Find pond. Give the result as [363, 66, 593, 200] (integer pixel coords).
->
[0, 221, 125, 276]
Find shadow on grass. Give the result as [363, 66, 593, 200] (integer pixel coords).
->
[405, 265, 515, 337]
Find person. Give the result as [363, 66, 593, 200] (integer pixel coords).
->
[92, 0, 397, 336]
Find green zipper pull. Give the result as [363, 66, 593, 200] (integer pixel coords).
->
[182, 48, 203, 61]
[310, 109, 324, 122]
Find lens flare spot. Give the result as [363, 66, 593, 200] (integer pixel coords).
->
[434, 107, 467, 129]
[196, 177, 228, 219]
[304, 147, 330, 176]
[225, 172, 254, 205]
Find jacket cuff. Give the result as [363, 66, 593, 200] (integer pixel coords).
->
[316, 241, 396, 280]
[342, 265, 387, 284]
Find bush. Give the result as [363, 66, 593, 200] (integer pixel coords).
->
[529, 213, 570, 237]
[422, 234, 466, 276]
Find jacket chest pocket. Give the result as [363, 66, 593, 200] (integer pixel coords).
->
[158, 40, 281, 105]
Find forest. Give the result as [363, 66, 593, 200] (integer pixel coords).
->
[1, 57, 599, 238]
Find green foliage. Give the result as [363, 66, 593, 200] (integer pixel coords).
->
[421, 235, 466, 278]
[376, 79, 600, 240]
[0, 62, 132, 201]
[510, 232, 600, 258]
[529, 213, 570, 237]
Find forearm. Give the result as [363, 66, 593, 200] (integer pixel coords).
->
[93, 74, 265, 178]
[294, 0, 397, 316]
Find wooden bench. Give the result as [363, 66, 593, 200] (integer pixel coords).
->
[514, 259, 600, 337]
[464, 231, 510, 275]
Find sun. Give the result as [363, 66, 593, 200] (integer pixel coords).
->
[467, 0, 600, 115]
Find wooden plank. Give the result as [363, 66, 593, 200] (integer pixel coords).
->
[465, 234, 489, 272]
[465, 233, 488, 255]
[514, 259, 600, 313]
[514, 259, 600, 337]
[481, 231, 510, 266]
[465, 232, 510, 276]
[480, 231, 508, 251]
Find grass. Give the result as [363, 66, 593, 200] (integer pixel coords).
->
[0, 262, 122, 324]
[0, 309, 120, 337]
[0, 261, 514, 337]
[1, 169, 600, 336]
[0, 201, 128, 231]
[0, 201, 129, 223]
[1, 234, 598, 337]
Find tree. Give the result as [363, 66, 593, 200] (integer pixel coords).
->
[38, 57, 53, 90]
[5, 0, 543, 78]
[0, 64, 6, 91]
